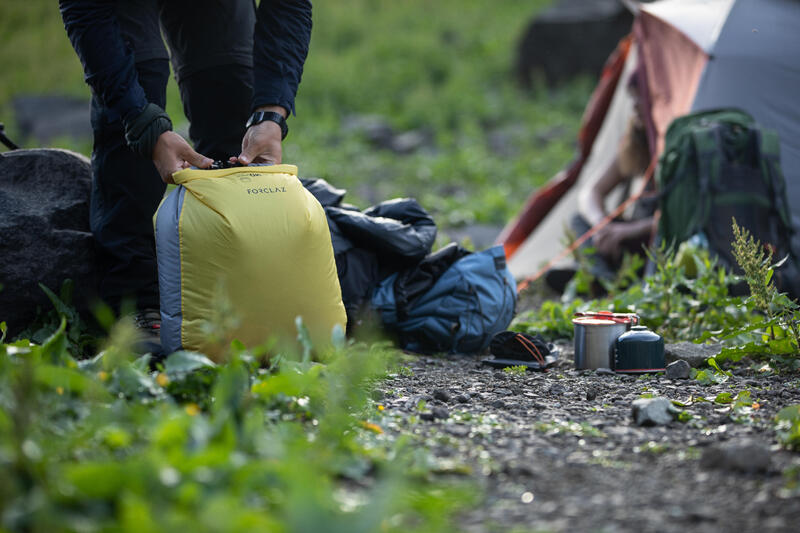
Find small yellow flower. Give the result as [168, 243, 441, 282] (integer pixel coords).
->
[156, 373, 170, 387]
[56, 386, 64, 395]
[185, 403, 200, 417]
[98, 371, 109, 382]
[361, 421, 383, 434]
[377, 404, 384, 411]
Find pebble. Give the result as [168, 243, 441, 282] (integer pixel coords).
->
[455, 394, 471, 403]
[586, 387, 598, 401]
[431, 406, 450, 420]
[492, 399, 506, 409]
[549, 384, 567, 395]
[665, 360, 691, 380]
[433, 389, 451, 403]
[445, 424, 471, 438]
[700, 439, 771, 473]
[596, 368, 615, 376]
[631, 397, 678, 426]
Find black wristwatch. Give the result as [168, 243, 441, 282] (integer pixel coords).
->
[245, 111, 288, 140]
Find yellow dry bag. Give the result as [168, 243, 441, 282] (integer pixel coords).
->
[154, 164, 346, 360]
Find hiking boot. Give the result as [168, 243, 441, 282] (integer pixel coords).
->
[133, 308, 164, 357]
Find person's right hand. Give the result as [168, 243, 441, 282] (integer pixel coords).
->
[152, 131, 213, 183]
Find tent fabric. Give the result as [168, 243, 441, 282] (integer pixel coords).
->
[499, 35, 633, 261]
[638, 0, 733, 53]
[500, 0, 800, 281]
[508, 45, 639, 276]
[690, 0, 800, 213]
[635, 10, 708, 156]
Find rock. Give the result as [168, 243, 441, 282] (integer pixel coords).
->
[491, 399, 506, 409]
[439, 224, 504, 251]
[390, 130, 431, 155]
[0, 149, 97, 333]
[455, 394, 471, 403]
[12, 95, 92, 145]
[549, 384, 566, 396]
[432, 389, 452, 403]
[586, 387, 598, 401]
[431, 406, 450, 420]
[596, 368, 615, 376]
[665, 360, 691, 380]
[341, 114, 394, 148]
[515, 0, 633, 87]
[444, 424, 471, 438]
[700, 439, 771, 474]
[631, 397, 679, 426]
[371, 389, 386, 401]
[664, 342, 721, 368]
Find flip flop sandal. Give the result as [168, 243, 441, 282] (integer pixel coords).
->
[481, 331, 559, 371]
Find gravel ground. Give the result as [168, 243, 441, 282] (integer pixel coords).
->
[376, 344, 800, 532]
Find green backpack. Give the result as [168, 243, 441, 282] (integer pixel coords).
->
[657, 108, 796, 279]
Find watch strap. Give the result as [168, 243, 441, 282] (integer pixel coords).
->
[246, 111, 288, 140]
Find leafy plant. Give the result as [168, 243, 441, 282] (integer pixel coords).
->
[502, 365, 527, 376]
[775, 404, 800, 451]
[693, 220, 800, 366]
[690, 357, 731, 386]
[514, 242, 752, 342]
[0, 313, 477, 532]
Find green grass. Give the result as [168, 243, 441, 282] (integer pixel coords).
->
[0, 0, 591, 225]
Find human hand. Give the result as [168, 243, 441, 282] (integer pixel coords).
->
[231, 120, 283, 166]
[592, 222, 632, 263]
[152, 131, 213, 183]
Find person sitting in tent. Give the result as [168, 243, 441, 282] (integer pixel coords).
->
[571, 109, 655, 282]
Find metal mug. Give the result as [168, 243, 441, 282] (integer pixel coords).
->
[572, 314, 633, 369]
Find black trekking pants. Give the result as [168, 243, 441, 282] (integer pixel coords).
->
[90, 0, 255, 310]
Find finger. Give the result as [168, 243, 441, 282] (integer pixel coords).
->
[182, 147, 213, 169]
[237, 143, 270, 166]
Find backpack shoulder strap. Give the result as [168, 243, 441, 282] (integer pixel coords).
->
[688, 125, 723, 230]
[756, 128, 795, 241]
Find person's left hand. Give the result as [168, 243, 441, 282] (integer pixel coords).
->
[592, 222, 632, 263]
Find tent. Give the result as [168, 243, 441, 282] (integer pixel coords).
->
[498, 0, 800, 281]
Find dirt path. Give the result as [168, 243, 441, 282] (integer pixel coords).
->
[377, 346, 800, 532]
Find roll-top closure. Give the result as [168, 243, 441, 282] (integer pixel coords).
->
[173, 164, 299, 184]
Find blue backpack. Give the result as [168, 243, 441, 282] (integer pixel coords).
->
[371, 244, 517, 354]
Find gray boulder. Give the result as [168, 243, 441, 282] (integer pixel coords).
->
[0, 149, 96, 333]
[515, 0, 633, 87]
[12, 95, 92, 146]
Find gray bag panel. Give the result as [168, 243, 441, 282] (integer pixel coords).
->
[155, 186, 187, 354]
